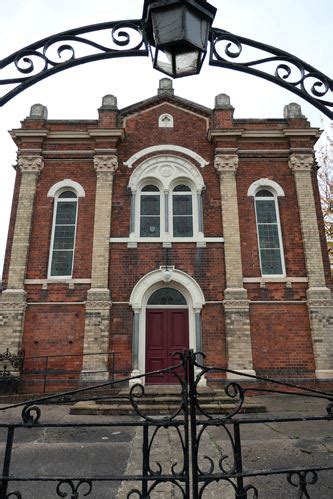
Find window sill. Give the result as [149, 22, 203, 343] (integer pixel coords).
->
[25, 278, 91, 288]
[243, 277, 308, 284]
[110, 237, 224, 247]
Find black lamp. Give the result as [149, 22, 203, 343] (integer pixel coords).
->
[143, 0, 216, 78]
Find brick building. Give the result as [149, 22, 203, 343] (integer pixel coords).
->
[1, 78, 333, 385]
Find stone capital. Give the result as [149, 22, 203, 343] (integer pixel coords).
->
[214, 154, 239, 174]
[85, 288, 111, 310]
[94, 155, 118, 174]
[17, 155, 44, 174]
[288, 154, 314, 173]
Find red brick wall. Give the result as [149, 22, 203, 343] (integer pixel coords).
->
[22, 305, 85, 376]
[250, 303, 315, 376]
[3, 96, 331, 383]
[26, 160, 96, 282]
[109, 243, 225, 302]
[237, 158, 307, 280]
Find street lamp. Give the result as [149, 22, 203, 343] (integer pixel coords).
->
[0, 1, 332, 117]
[143, 0, 216, 78]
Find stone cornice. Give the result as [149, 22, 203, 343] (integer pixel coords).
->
[214, 154, 239, 173]
[288, 153, 314, 172]
[94, 155, 118, 173]
[10, 128, 125, 141]
[16, 155, 44, 174]
[208, 128, 320, 141]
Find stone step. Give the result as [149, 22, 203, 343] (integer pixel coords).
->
[94, 395, 239, 405]
[71, 399, 266, 416]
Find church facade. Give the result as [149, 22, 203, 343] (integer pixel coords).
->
[1, 78, 332, 386]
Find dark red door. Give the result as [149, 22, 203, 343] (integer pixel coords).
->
[146, 309, 188, 384]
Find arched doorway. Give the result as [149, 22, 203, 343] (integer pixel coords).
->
[146, 287, 188, 384]
[129, 268, 205, 384]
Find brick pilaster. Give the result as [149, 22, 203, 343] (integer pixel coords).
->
[289, 154, 333, 377]
[81, 155, 118, 378]
[214, 155, 255, 376]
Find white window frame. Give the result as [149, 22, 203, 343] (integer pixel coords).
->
[139, 184, 162, 238]
[47, 181, 85, 279]
[129, 155, 205, 243]
[254, 188, 286, 278]
[170, 182, 195, 239]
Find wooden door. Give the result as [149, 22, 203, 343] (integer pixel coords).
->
[146, 309, 188, 384]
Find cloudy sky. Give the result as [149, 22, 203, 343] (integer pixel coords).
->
[0, 0, 332, 274]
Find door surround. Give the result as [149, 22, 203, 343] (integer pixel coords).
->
[129, 268, 205, 383]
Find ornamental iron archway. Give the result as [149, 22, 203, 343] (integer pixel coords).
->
[0, 0, 332, 118]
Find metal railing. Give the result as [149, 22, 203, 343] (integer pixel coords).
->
[0, 350, 117, 394]
[0, 350, 332, 498]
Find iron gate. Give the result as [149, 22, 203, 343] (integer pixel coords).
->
[0, 350, 332, 498]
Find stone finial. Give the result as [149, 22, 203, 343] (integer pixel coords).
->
[288, 153, 314, 172]
[214, 93, 234, 110]
[214, 154, 239, 173]
[158, 78, 174, 96]
[100, 94, 118, 109]
[29, 104, 48, 120]
[17, 155, 44, 174]
[94, 155, 118, 173]
[284, 102, 305, 119]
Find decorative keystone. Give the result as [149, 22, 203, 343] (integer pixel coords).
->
[94, 155, 118, 173]
[17, 155, 44, 174]
[288, 154, 314, 172]
[214, 154, 239, 173]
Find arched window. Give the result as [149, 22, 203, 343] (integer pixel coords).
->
[128, 155, 206, 242]
[49, 190, 78, 277]
[254, 188, 285, 276]
[172, 184, 193, 237]
[140, 185, 161, 237]
[148, 287, 187, 305]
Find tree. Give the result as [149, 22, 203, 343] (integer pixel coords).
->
[315, 123, 333, 266]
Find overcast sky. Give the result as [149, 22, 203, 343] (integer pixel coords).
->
[0, 0, 332, 275]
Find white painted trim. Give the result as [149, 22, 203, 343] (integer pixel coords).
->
[315, 370, 333, 379]
[159, 113, 174, 128]
[110, 237, 224, 243]
[243, 277, 308, 283]
[47, 179, 85, 198]
[253, 189, 286, 278]
[47, 193, 79, 278]
[25, 278, 91, 284]
[128, 155, 205, 192]
[124, 145, 209, 169]
[128, 155, 205, 241]
[247, 179, 285, 197]
[129, 269, 205, 378]
[130, 268, 205, 309]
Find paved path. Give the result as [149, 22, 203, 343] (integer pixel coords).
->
[0, 395, 332, 498]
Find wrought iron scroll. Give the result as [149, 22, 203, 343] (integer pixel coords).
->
[210, 28, 333, 119]
[0, 349, 332, 498]
[0, 20, 147, 106]
[0, 349, 24, 379]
